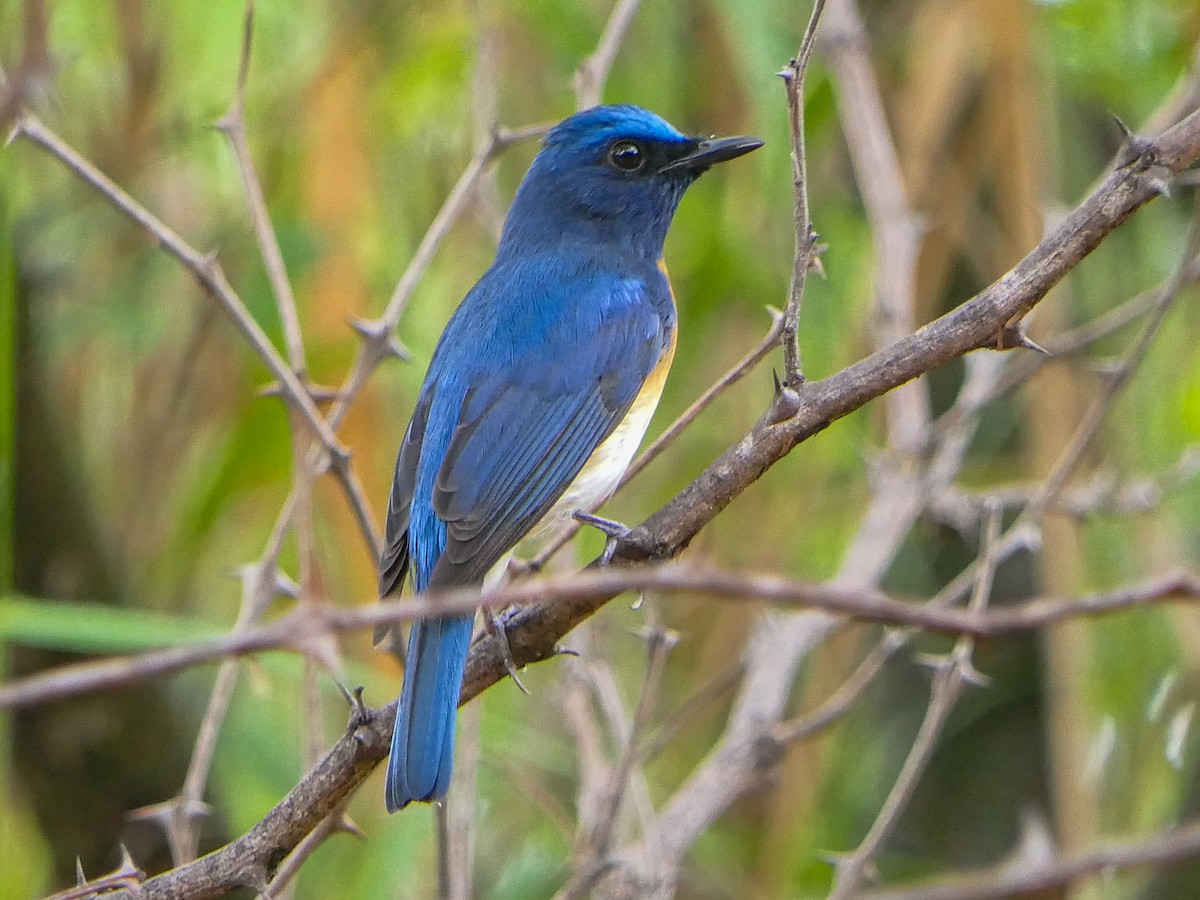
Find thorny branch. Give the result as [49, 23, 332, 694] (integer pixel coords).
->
[778, 0, 828, 384]
[859, 817, 1200, 900]
[5, 565, 1198, 712]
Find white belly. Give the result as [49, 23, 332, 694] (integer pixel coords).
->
[529, 392, 660, 544]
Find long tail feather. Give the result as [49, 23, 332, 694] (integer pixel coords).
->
[385, 614, 474, 812]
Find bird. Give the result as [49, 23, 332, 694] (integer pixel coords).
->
[379, 104, 762, 812]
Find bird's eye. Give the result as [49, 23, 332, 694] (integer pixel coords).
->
[608, 140, 645, 172]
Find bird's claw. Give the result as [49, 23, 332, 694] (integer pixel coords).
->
[572, 510, 631, 565]
[335, 681, 373, 731]
[484, 606, 530, 695]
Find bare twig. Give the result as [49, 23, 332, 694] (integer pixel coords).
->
[772, 630, 901, 746]
[859, 817, 1200, 900]
[830, 507, 1000, 898]
[824, 0, 930, 451]
[778, 0, 829, 384]
[921, 186, 1200, 619]
[562, 618, 677, 898]
[6, 564, 1198, 711]
[217, 0, 306, 377]
[167, 465, 300, 863]
[10, 113, 346, 463]
[328, 120, 547, 432]
[260, 800, 357, 898]
[573, 0, 644, 110]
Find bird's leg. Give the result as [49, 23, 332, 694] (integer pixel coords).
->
[333, 681, 373, 732]
[483, 606, 530, 695]
[572, 510, 632, 565]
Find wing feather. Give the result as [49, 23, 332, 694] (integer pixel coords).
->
[380, 262, 674, 596]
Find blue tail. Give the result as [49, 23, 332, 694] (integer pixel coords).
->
[385, 613, 474, 812]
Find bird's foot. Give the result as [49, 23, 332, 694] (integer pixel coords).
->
[334, 681, 373, 732]
[483, 606, 530, 695]
[572, 510, 631, 565]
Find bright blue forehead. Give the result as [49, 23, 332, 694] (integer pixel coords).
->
[542, 104, 690, 155]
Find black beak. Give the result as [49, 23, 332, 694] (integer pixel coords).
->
[660, 135, 764, 173]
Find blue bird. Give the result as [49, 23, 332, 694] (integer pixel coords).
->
[380, 104, 761, 812]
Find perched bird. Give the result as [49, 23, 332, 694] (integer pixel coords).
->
[380, 104, 761, 812]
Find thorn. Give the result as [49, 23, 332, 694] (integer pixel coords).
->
[505, 555, 537, 581]
[772, 368, 783, 395]
[634, 624, 680, 652]
[553, 644, 580, 658]
[815, 849, 849, 868]
[386, 336, 412, 361]
[572, 511, 631, 565]
[115, 844, 145, 883]
[810, 241, 829, 278]
[483, 606, 530, 695]
[1147, 172, 1172, 198]
[993, 322, 1050, 355]
[1111, 112, 1134, 143]
[1009, 520, 1042, 553]
[768, 382, 802, 424]
[5, 121, 21, 148]
[349, 316, 383, 341]
[76, 858, 87, 886]
[351, 316, 412, 360]
[308, 383, 343, 404]
[337, 815, 367, 841]
[336, 683, 372, 730]
[1112, 114, 1156, 169]
[274, 570, 299, 599]
[957, 657, 992, 689]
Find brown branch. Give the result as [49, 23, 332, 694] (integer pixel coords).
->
[778, 0, 828, 384]
[217, 0, 306, 378]
[562, 620, 676, 898]
[9, 113, 347, 465]
[859, 817, 1200, 900]
[6, 564, 1198, 712]
[830, 507, 1000, 898]
[573, 0, 644, 110]
[327, 120, 548, 434]
[824, 0, 930, 450]
[67, 565, 1199, 899]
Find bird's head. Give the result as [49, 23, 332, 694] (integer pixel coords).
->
[498, 105, 762, 260]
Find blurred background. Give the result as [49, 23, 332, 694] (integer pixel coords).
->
[2, 0, 1200, 897]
